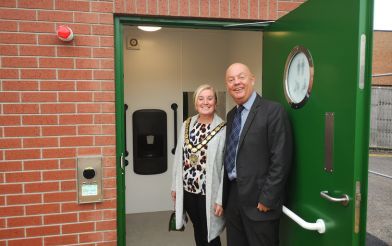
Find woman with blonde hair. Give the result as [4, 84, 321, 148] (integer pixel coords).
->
[171, 84, 226, 245]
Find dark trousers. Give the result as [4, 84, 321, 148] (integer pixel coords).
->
[183, 191, 221, 246]
[226, 181, 280, 246]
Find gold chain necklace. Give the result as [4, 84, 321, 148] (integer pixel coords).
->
[184, 117, 226, 165]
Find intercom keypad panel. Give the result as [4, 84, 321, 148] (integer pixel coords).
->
[77, 156, 103, 204]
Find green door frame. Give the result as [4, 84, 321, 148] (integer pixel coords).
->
[114, 15, 270, 246]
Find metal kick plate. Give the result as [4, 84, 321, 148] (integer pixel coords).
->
[325, 112, 334, 172]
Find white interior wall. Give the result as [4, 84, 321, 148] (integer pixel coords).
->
[123, 26, 182, 214]
[123, 26, 262, 214]
[226, 31, 263, 111]
[181, 29, 229, 92]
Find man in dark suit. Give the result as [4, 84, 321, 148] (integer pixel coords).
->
[223, 63, 293, 246]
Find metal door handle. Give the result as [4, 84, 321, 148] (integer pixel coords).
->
[120, 153, 125, 171]
[282, 206, 326, 233]
[320, 191, 349, 206]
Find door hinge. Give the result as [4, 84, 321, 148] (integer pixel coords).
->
[354, 181, 361, 234]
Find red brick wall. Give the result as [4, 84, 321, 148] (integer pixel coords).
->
[0, 0, 304, 245]
[0, 0, 117, 245]
[372, 31, 392, 86]
[115, 0, 305, 19]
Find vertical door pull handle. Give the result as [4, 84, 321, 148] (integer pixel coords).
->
[320, 191, 349, 206]
[171, 103, 178, 154]
[120, 153, 125, 171]
[123, 104, 129, 166]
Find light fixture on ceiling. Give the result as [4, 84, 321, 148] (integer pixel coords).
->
[137, 26, 162, 32]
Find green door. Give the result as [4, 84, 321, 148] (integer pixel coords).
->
[263, 0, 373, 245]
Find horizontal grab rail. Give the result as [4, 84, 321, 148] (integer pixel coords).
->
[369, 170, 392, 179]
[282, 206, 326, 234]
[372, 73, 392, 77]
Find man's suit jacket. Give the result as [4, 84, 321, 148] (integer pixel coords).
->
[223, 94, 293, 221]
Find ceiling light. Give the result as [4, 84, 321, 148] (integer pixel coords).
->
[137, 26, 162, 32]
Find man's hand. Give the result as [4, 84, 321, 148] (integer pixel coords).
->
[257, 202, 270, 212]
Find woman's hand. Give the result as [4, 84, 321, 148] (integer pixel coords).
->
[214, 203, 223, 217]
[171, 191, 176, 202]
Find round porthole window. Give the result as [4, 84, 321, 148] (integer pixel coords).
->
[283, 46, 314, 109]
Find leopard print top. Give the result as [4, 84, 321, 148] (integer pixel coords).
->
[182, 122, 211, 195]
